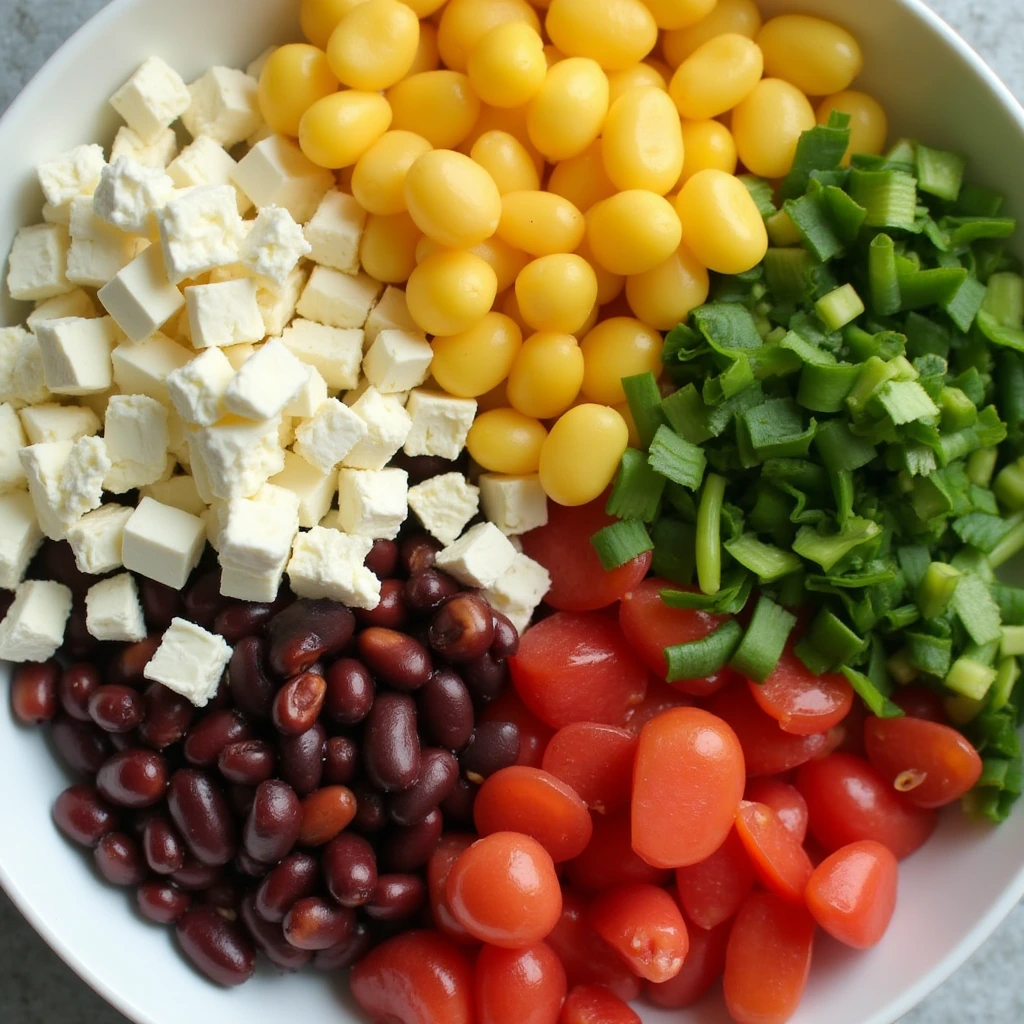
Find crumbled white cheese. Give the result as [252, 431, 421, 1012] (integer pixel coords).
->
[343, 386, 413, 471]
[436, 521, 519, 589]
[286, 527, 380, 609]
[294, 398, 368, 474]
[34, 316, 117, 396]
[481, 553, 552, 635]
[297, 266, 382, 329]
[0, 492, 44, 591]
[143, 617, 232, 708]
[232, 135, 334, 224]
[66, 503, 134, 574]
[185, 278, 266, 349]
[269, 450, 337, 528]
[182, 67, 262, 148]
[122, 497, 206, 588]
[404, 389, 478, 461]
[279, 318, 362, 391]
[37, 144, 106, 208]
[103, 394, 170, 492]
[240, 205, 311, 286]
[111, 331, 192, 403]
[223, 338, 309, 420]
[110, 57, 192, 143]
[304, 190, 366, 273]
[479, 473, 549, 536]
[85, 573, 148, 642]
[337, 467, 409, 540]
[158, 184, 246, 284]
[97, 243, 185, 343]
[408, 472, 480, 546]
[92, 156, 175, 235]
[0, 403, 28, 494]
[7, 223, 72, 301]
[166, 346, 235, 426]
[0, 579, 72, 662]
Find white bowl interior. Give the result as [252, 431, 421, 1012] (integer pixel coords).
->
[1, 0, 1024, 1022]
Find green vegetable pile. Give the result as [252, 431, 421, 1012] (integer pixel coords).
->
[594, 113, 1024, 822]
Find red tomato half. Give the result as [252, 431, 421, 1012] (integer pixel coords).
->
[622, 677, 693, 737]
[510, 611, 648, 728]
[566, 812, 670, 892]
[475, 942, 567, 1024]
[748, 647, 854, 735]
[542, 722, 638, 815]
[522, 496, 652, 611]
[646, 916, 730, 1009]
[734, 801, 813, 904]
[674, 827, 755, 931]
[560, 985, 641, 1024]
[744, 779, 808, 844]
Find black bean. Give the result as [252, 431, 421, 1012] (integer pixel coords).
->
[324, 659, 375, 725]
[322, 833, 377, 908]
[363, 693, 421, 792]
[242, 780, 301, 864]
[278, 723, 326, 796]
[388, 748, 459, 827]
[403, 569, 460, 614]
[176, 905, 255, 987]
[461, 721, 521, 782]
[417, 670, 474, 751]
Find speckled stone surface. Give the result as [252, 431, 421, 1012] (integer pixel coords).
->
[0, 0, 1022, 1022]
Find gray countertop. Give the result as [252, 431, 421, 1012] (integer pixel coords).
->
[1, 0, 1023, 1021]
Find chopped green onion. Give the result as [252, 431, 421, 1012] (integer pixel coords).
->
[590, 519, 653, 571]
[868, 233, 901, 316]
[784, 191, 845, 262]
[792, 517, 881, 571]
[823, 185, 867, 242]
[606, 449, 665, 522]
[724, 534, 802, 583]
[1000, 625, 1024, 657]
[740, 399, 816, 460]
[648, 425, 706, 491]
[621, 372, 666, 449]
[815, 283, 865, 331]
[650, 518, 695, 586]
[740, 175, 778, 218]
[795, 608, 864, 673]
[814, 419, 876, 472]
[951, 573, 1003, 645]
[766, 209, 803, 247]
[951, 512, 1013, 553]
[976, 309, 1024, 354]
[665, 619, 744, 682]
[887, 138, 917, 164]
[897, 266, 969, 311]
[763, 248, 816, 301]
[846, 356, 898, 417]
[915, 144, 967, 201]
[841, 666, 905, 718]
[967, 448, 998, 487]
[906, 631, 953, 677]
[848, 168, 918, 229]
[945, 216, 1017, 246]
[874, 380, 940, 425]
[942, 274, 987, 333]
[660, 385, 713, 445]
[916, 561, 961, 619]
[939, 387, 977, 432]
[990, 656, 1021, 711]
[994, 457, 1024, 511]
[982, 272, 1024, 328]
[945, 656, 997, 700]
[729, 596, 797, 682]
[696, 473, 726, 595]
[780, 111, 851, 200]
[797, 362, 862, 412]
[690, 303, 763, 355]
[988, 516, 1024, 568]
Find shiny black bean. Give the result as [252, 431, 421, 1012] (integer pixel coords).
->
[88, 685, 143, 734]
[278, 723, 326, 796]
[322, 833, 377, 908]
[357, 628, 432, 691]
[182, 571, 229, 627]
[365, 874, 427, 922]
[490, 611, 520, 659]
[50, 716, 112, 776]
[272, 672, 327, 736]
[283, 897, 356, 951]
[323, 736, 359, 786]
[380, 808, 443, 872]
[227, 637, 276, 721]
[137, 881, 191, 924]
[167, 769, 236, 867]
[106, 636, 162, 686]
[243, 780, 301, 864]
[58, 663, 101, 722]
[324, 659, 374, 725]
[213, 602, 276, 644]
[255, 852, 320, 923]
[400, 534, 442, 576]
[142, 813, 186, 875]
[417, 670, 474, 751]
[461, 652, 510, 707]
[138, 684, 194, 750]
[363, 693, 420, 792]
[171, 857, 223, 891]
[388, 748, 459, 827]
[97, 749, 169, 808]
[239, 894, 312, 971]
[218, 740, 276, 786]
[461, 721, 521, 783]
[267, 600, 355, 677]
[184, 710, 252, 767]
[350, 782, 388, 834]
[429, 594, 495, 662]
[10, 661, 59, 724]
[95, 832, 147, 886]
[354, 578, 409, 629]
[53, 785, 118, 847]
[364, 539, 400, 578]
[403, 569, 460, 614]
[176, 905, 255, 987]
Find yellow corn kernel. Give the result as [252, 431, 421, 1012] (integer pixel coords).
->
[300, 0, 367, 49]
[387, 70, 481, 150]
[575, 236, 625, 306]
[732, 78, 816, 180]
[298, 91, 392, 168]
[662, 0, 762, 67]
[327, 0, 420, 90]
[669, 34, 763, 120]
[507, 331, 585, 419]
[675, 168, 768, 275]
[539, 404, 628, 505]
[498, 191, 586, 257]
[545, 0, 659, 72]
[352, 131, 433, 216]
[258, 45, 339, 138]
[607, 63, 668, 106]
[642, 0, 716, 31]
[359, 212, 421, 284]
[470, 131, 541, 194]
[679, 119, 738, 185]
[757, 15, 863, 96]
[467, 22, 547, 108]
[468, 407, 548, 474]
[501, 288, 533, 336]
[405, 149, 502, 249]
[406, 250, 499, 336]
[515, 254, 599, 334]
[431, 312, 524, 397]
[527, 57, 610, 162]
[437, 0, 541, 72]
[548, 142, 617, 215]
[580, 316, 663, 404]
[587, 191, 682, 276]
[406, 21, 442, 77]
[471, 236, 532, 292]
[602, 86, 685, 195]
[625, 243, 709, 330]
[817, 91, 889, 163]
[575, 303, 600, 340]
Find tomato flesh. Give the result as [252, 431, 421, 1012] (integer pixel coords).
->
[735, 801, 814, 903]
[542, 722, 638, 815]
[427, 834, 478, 944]
[748, 647, 854, 735]
[474, 942, 567, 1024]
[646, 917, 730, 1009]
[674, 827, 755, 931]
[560, 985, 641, 1024]
[566, 811, 670, 892]
[744, 778, 809, 844]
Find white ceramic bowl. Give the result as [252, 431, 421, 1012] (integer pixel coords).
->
[2, 0, 1023, 1021]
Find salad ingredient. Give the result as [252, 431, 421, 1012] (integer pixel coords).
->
[749, 647, 854, 735]
[674, 827, 755, 930]
[734, 800, 813, 902]
[474, 942, 567, 1024]
[560, 984, 641, 1024]
[540, 721, 637, 815]
[757, 14, 863, 96]
[646, 917, 730, 1009]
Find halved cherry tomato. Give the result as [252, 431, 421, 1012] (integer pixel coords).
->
[831, 696, 867, 756]
[546, 891, 644, 1002]
[646, 916, 730, 1009]
[632, 707, 746, 869]
[890, 687, 947, 723]
[734, 801, 813, 903]
[589, 883, 689, 984]
[427, 833, 478, 944]
[619, 578, 733, 696]
[724, 893, 815, 1024]
[864, 715, 983, 809]
[621, 676, 693, 736]
[350, 930, 473, 1024]
[707, 681, 830, 776]
[796, 753, 937, 859]
[560, 984, 641, 1024]
[480, 689, 555, 768]
[674, 828, 755, 931]
[474, 766, 593, 862]
[522, 496, 652, 611]
[748, 647, 854, 735]
[475, 942, 567, 1024]
[510, 611, 648, 728]
[805, 840, 898, 949]
[566, 812, 670, 892]
[542, 722, 638, 815]
[744, 779, 808, 844]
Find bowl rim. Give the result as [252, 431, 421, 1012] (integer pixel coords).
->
[2, 0, 1024, 1022]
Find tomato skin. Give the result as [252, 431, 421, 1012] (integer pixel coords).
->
[621, 676, 693, 736]
[474, 766, 594, 862]
[522, 497, 652, 611]
[510, 611, 648, 728]
[863, 716, 983, 809]
[542, 722, 638, 815]
[350, 930, 474, 1024]
[559, 984, 641, 1024]
[619, 578, 733, 696]
[589, 883, 690, 983]
[707, 681, 830, 776]
[743, 779, 808, 844]
[748, 648, 854, 735]
[480, 690, 555, 768]
[805, 840, 898, 949]
[724, 893, 815, 1024]
[734, 801, 813, 904]
[566, 812, 670, 892]
[796, 753, 937, 859]
[632, 707, 746, 869]
[674, 827, 755, 931]
[646, 917, 730, 1009]
[427, 834, 479, 944]
[475, 942, 567, 1024]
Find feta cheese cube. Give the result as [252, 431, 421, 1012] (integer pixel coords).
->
[140, 474, 205, 517]
[279, 318, 362, 391]
[7, 224, 72, 301]
[185, 278, 265, 349]
[246, 46, 277, 80]
[224, 343, 256, 370]
[219, 493, 299, 576]
[285, 365, 328, 419]
[110, 57, 191, 143]
[66, 198, 145, 288]
[240, 205, 311, 286]
[481, 553, 551, 635]
[35, 316, 116, 395]
[220, 563, 284, 602]
[85, 573, 147, 642]
[479, 473, 549, 536]
[232, 135, 334, 224]
[110, 125, 179, 169]
[363, 330, 432, 394]
[436, 521, 518, 588]
[337, 468, 409, 540]
[27, 289, 98, 330]
[66, 504, 133, 574]
[59, 435, 112, 526]
[0, 403, 27, 494]
[343, 386, 413, 471]
[0, 579, 72, 662]
[365, 286, 418, 346]
[158, 185, 246, 284]
[294, 398, 367, 474]
[143, 617, 232, 708]
[0, 493, 44, 590]
[269, 451, 337, 528]
[103, 394, 170, 492]
[19, 440, 72, 540]
[190, 415, 285, 500]
[42, 202, 71, 226]
[408, 472, 480, 546]
[297, 266, 382, 329]
[166, 347, 235, 426]
[122, 497, 206, 588]
[167, 136, 251, 214]
[304, 190, 366, 273]
[258, 265, 308, 338]
[0, 328, 51, 409]
[402, 389, 476, 462]
[223, 338, 309, 420]
[19, 403, 99, 445]
[37, 144, 106, 207]
[97, 244, 185, 342]
[183, 67, 262, 148]
[287, 527, 380, 608]
[93, 156, 175, 235]
[111, 331, 192, 403]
